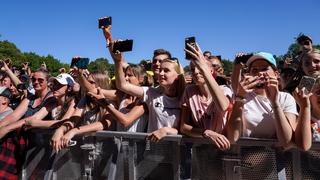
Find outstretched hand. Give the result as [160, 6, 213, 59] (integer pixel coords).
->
[108, 40, 124, 63]
[293, 87, 312, 108]
[184, 43, 208, 68]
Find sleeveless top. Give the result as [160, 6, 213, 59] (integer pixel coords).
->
[24, 91, 56, 147]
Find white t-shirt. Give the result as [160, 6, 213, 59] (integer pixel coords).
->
[242, 91, 298, 138]
[142, 87, 181, 132]
[117, 97, 148, 133]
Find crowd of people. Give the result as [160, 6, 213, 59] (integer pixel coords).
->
[0, 23, 319, 178]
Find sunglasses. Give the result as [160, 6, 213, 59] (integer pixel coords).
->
[31, 77, 45, 83]
[303, 41, 311, 46]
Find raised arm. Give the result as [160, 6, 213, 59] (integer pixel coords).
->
[88, 88, 146, 127]
[226, 75, 260, 143]
[293, 88, 312, 151]
[265, 75, 297, 147]
[25, 99, 77, 129]
[1, 60, 22, 86]
[101, 26, 144, 98]
[185, 43, 229, 111]
[77, 69, 118, 101]
[0, 98, 29, 128]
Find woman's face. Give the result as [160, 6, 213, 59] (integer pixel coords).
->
[302, 53, 320, 77]
[9, 83, 19, 96]
[158, 61, 179, 88]
[190, 62, 205, 85]
[31, 72, 48, 92]
[52, 80, 68, 98]
[125, 68, 141, 86]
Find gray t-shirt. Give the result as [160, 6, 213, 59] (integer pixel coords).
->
[142, 87, 181, 132]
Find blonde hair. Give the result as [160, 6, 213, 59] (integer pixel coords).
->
[83, 71, 111, 124]
[161, 58, 186, 100]
[91, 71, 111, 90]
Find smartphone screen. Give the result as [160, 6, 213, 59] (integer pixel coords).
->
[75, 58, 89, 69]
[112, 40, 133, 53]
[185, 37, 196, 60]
[98, 17, 112, 29]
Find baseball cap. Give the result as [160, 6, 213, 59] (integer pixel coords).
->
[0, 86, 12, 99]
[246, 52, 277, 68]
[54, 73, 75, 86]
[297, 35, 313, 44]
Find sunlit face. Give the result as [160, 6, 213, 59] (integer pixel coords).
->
[249, 59, 277, 77]
[31, 72, 48, 92]
[2, 77, 11, 88]
[87, 75, 97, 88]
[0, 96, 9, 105]
[190, 62, 205, 85]
[9, 83, 19, 96]
[302, 53, 320, 77]
[52, 80, 68, 98]
[152, 54, 170, 76]
[300, 40, 313, 52]
[210, 58, 224, 75]
[158, 61, 179, 88]
[125, 68, 140, 86]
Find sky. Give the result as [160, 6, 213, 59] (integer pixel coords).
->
[0, 0, 319, 67]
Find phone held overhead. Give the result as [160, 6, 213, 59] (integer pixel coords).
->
[70, 57, 90, 69]
[98, 16, 112, 29]
[112, 40, 133, 53]
[185, 36, 196, 60]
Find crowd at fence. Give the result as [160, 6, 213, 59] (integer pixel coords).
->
[0, 18, 319, 179]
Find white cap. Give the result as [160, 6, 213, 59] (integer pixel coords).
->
[54, 73, 75, 86]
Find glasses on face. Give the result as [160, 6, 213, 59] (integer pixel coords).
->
[31, 77, 45, 83]
[152, 58, 165, 64]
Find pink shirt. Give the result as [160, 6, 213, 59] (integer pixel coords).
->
[181, 84, 229, 133]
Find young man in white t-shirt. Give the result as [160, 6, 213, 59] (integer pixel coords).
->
[227, 52, 298, 147]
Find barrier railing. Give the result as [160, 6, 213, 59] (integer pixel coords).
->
[20, 130, 320, 180]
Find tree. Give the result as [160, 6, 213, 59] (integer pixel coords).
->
[88, 58, 115, 77]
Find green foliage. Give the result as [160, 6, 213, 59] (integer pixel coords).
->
[221, 59, 233, 75]
[88, 58, 115, 77]
[0, 40, 69, 77]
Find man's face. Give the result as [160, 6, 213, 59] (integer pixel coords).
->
[152, 54, 169, 76]
[210, 58, 224, 75]
[300, 40, 313, 52]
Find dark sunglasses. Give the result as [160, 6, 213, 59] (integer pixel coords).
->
[303, 41, 311, 46]
[31, 77, 45, 83]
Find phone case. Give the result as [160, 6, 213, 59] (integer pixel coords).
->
[298, 76, 316, 93]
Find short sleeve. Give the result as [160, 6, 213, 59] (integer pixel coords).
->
[280, 92, 298, 116]
[142, 86, 150, 102]
[220, 85, 233, 99]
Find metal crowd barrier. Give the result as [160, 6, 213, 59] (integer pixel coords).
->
[20, 130, 320, 180]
